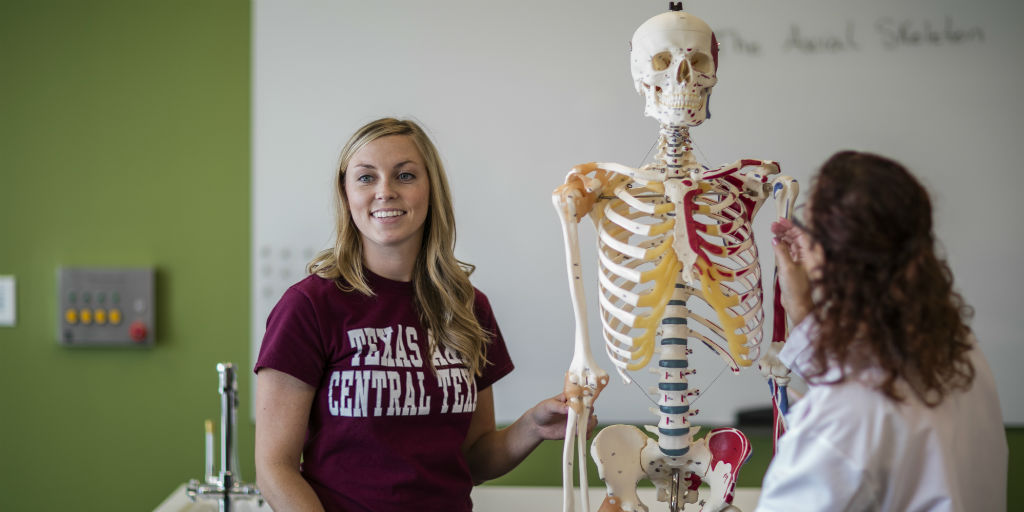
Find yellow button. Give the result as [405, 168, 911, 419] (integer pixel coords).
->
[79, 308, 92, 325]
[94, 309, 107, 325]
[109, 308, 122, 325]
[65, 309, 78, 324]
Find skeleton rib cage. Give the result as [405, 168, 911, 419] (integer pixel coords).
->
[593, 169, 766, 382]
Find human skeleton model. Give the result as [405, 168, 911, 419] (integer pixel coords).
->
[552, 10, 797, 512]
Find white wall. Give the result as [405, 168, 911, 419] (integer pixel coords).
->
[253, 0, 1024, 424]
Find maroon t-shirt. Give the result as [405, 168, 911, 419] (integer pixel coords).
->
[255, 271, 514, 512]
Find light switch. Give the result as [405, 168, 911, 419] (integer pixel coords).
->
[0, 275, 15, 327]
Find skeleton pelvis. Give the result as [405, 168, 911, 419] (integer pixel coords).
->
[591, 424, 751, 512]
[591, 425, 652, 512]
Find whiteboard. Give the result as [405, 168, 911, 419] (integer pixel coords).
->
[253, 0, 1024, 424]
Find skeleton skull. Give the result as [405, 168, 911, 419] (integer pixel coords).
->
[630, 11, 718, 127]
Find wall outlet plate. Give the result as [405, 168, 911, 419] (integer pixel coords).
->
[0, 275, 15, 327]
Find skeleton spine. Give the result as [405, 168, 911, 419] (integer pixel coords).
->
[656, 283, 694, 456]
[654, 124, 698, 458]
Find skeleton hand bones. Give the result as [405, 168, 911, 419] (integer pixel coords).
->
[757, 341, 790, 387]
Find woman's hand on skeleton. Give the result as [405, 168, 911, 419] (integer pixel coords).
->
[771, 218, 816, 325]
[531, 393, 598, 441]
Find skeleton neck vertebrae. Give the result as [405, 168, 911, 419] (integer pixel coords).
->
[657, 125, 697, 176]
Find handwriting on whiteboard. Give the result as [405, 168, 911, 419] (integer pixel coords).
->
[714, 17, 985, 56]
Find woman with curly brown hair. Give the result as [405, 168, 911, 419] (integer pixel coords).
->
[755, 151, 1007, 511]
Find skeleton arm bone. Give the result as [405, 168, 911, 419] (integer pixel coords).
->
[553, 166, 619, 512]
[759, 176, 800, 387]
[771, 175, 799, 222]
[552, 164, 620, 409]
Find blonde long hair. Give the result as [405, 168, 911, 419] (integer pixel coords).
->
[308, 117, 489, 376]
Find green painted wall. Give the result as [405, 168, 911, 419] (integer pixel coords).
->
[0, 1, 251, 510]
[0, 2, 1019, 510]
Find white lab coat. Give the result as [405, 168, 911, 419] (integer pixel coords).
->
[755, 320, 1007, 512]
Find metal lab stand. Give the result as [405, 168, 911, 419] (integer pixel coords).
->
[187, 363, 261, 512]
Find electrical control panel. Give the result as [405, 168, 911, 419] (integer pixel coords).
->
[58, 267, 155, 347]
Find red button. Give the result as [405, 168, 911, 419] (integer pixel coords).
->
[129, 321, 148, 342]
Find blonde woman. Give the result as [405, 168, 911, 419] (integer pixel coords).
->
[254, 118, 583, 511]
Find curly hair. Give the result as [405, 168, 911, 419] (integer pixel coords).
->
[307, 118, 490, 377]
[803, 151, 975, 406]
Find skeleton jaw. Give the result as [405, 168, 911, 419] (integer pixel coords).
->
[646, 84, 704, 110]
[642, 84, 711, 127]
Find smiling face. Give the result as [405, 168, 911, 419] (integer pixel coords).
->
[344, 134, 430, 265]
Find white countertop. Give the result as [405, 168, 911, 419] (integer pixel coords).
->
[156, 483, 761, 511]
